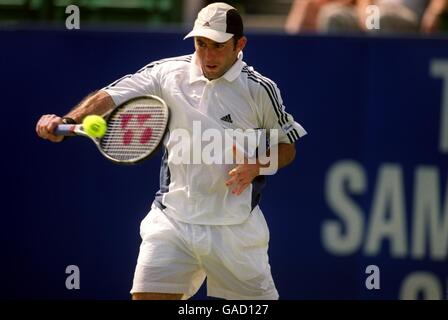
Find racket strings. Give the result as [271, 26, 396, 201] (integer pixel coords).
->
[99, 98, 168, 162]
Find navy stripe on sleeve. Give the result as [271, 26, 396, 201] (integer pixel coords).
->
[243, 67, 300, 143]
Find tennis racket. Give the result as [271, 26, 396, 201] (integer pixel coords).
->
[55, 95, 169, 165]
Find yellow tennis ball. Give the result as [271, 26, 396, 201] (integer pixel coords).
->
[83, 115, 107, 138]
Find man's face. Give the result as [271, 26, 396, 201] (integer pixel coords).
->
[194, 36, 246, 80]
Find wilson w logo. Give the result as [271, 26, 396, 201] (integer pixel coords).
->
[120, 113, 153, 145]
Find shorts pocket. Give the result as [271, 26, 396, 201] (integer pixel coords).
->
[139, 207, 165, 241]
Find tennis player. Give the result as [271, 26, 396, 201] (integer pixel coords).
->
[35, 2, 307, 300]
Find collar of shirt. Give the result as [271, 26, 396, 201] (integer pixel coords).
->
[189, 51, 244, 84]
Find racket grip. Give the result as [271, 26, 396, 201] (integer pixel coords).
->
[54, 124, 77, 136]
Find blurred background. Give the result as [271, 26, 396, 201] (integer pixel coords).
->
[1, 0, 447, 300]
[0, 0, 289, 31]
[1, 0, 447, 35]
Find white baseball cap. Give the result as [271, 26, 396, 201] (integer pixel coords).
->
[184, 2, 244, 43]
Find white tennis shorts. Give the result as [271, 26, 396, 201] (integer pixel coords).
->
[130, 204, 279, 300]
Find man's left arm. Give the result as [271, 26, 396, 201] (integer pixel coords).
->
[226, 78, 306, 195]
[226, 143, 296, 196]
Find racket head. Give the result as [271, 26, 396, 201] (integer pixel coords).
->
[97, 95, 169, 165]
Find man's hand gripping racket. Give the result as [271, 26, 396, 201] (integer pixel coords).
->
[55, 95, 169, 165]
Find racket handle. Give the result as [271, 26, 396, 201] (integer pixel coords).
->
[54, 124, 77, 136]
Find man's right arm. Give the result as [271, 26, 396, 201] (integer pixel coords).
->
[35, 90, 115, 143]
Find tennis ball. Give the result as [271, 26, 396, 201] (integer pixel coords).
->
[83, 115, 107, 138]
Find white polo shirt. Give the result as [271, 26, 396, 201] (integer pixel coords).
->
[103, 52, 307, 225]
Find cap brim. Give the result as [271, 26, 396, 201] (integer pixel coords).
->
[183, 28, 233, 43]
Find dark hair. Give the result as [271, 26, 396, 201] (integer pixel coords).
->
[232, 35, 243, 49]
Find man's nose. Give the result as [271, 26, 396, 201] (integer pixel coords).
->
[204, 47, 217, 59]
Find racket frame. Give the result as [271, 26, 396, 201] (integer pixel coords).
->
[56, 95, 169, 165]
[98, 95, 170, 165]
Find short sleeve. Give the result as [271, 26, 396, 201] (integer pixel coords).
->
[257, 79, 307, 144]
[101, 64, 162, 106]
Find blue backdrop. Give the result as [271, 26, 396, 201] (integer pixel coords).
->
[1, 27, 447, 300]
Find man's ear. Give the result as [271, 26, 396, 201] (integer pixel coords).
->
[237, 36, 247, 52]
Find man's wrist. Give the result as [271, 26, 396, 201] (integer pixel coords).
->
[255, 160, 270, 175]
